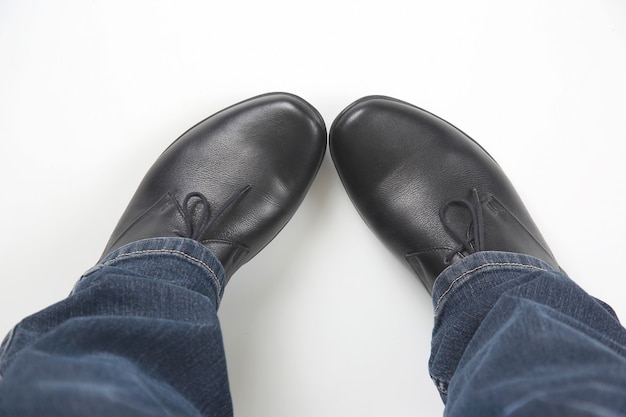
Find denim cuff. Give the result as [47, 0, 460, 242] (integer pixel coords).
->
[75, 237, 226, 306]
[432, 251, 559, 313]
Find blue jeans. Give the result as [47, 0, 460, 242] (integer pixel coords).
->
[0, 238, 232, 417]
[1, 240, 626, 416]
[430, 252, 626, 416]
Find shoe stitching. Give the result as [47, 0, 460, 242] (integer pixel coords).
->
[406, 246, 454, 256]
[434, 262, 548, 312]
[104, 193, 179, 253]
[104, 249, 223, 297]
[486, 195, 556, 259]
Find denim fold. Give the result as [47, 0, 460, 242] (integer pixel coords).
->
[0, 237, 232, 417]
[430, 251, 626, 416]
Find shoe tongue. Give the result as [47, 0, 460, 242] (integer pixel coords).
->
[180, 186, 252, 242]
[439, 189, 485, 262]
[442, 203, 482, 252]
[175, 189, 253, 279]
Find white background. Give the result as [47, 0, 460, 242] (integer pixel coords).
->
[1, 1, 625, 415]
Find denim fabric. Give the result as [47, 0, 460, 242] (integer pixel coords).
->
[3, 243, 626, 417]
[0, 237, 232, 417]
[430, 251, 626, 417]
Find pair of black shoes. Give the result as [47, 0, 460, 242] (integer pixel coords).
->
[101, 93, 559, 293]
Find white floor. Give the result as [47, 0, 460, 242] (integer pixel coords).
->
[1, 1, 625, 416]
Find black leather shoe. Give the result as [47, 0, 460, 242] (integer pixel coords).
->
[330, 96, 560, 293]
[101, 92, 327, 281]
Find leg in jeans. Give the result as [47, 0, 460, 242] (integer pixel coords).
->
[430, 252, 626, 416]
[0, 238, 231, 417]
[329, 96, 626, 416]
[0, 93, 327, 417]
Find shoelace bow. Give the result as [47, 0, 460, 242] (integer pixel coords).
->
[178, 185, 251, 241]
[438, 188, 485, 263]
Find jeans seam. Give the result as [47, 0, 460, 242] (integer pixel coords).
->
[434, 262, 548, 312]
[431, 375, 449, 395]
[104, 249, 223, 297]
[0, 326, 16, 379]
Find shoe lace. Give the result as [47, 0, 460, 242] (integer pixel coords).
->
[438, 188, 485, 263]
[179, 185, 251, 241]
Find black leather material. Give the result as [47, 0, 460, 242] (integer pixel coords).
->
[329, 96, 559, 293]
[101, 92, 327, 280]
